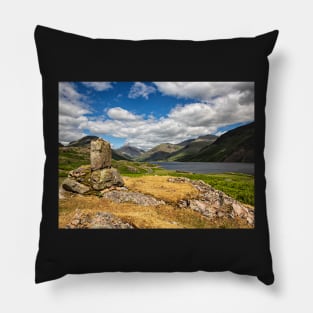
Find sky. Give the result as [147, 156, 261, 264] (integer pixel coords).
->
[59, 81, 254, 150]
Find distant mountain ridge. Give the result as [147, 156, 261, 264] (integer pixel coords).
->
[178, 122, 254, 162]
[167, 134, 218, 161]
[68, 136, 99, 147]
[116, 145, 145, 159]
[137, 134, 218, 162]
[137, 143, 181, 161]
[62, 123, 253, 163]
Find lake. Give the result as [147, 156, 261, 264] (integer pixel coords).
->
[152, 162, 254, 175]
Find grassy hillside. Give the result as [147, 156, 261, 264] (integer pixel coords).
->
[59, 147, 254, 206]
[59, 146, 254, 229]
[137, 135, 217, 162]
[179, 122, 254, 162]
[167, 140, 214, 161]
[59, 174, 253, 229]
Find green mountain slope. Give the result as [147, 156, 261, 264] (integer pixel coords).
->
[68, 136, 99, 147]
[116, 145, 145, 159]
[168, 135, 217, 161]
[137, 143, 182, 161]
[178, 122, 254, 162]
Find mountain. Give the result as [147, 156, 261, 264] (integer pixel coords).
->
[197, 134, 219, 142]
[168, 134, 218, 161]
[137, 143, 182, 161]
[177, 138, 195, 147]
[66, 136, 129, 161]
[178, 122, 254, 162]
[112, 150, 130, 161]
[135, 134, 218, 162]
[68, 136, 99, 147]
[116, 145, 145, 159]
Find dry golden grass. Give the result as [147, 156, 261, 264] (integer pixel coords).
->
[59, 194, 252, 229]
[60, 196, 181, 228]
[123, 175, 199, 203]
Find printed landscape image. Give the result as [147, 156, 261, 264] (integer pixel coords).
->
[59, 82, 255, 229]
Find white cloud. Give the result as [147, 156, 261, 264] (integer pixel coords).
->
[82, 82, 113, 91]
[107, 107, 141, 121]
[59, 100, 90, 118]
[154, 82, 254, 105]
[59, 82, 254, 149]
[168, 103, 216, 127]
[83, 97, 253, 150]
[59, 82, 91, 143]
[128, 82, 156, 99]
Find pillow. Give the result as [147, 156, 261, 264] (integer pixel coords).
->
[34, 25, 278, 285]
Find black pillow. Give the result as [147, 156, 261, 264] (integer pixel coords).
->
[34, 25, 278, 284]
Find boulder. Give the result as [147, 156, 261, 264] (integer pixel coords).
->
[62, 139, 125, 195]
[232, 202, 249, 217]
[62, 178, 90, 194]
[90, 167, 124, 190]
[167, 177, 254, 225]
[90, 138, 111, 171]
[102, 190, 165, 206]
[68, 165, 91, 184]
[66, 209, 134, 229]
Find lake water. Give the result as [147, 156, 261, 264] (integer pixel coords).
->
[152, 162, 254, 175]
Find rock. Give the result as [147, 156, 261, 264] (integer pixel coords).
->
[71, 218, 80, 226]
[91, 167, 124, 190]
[58, 185, 67, 199]
[62, 178, 90, 194]
[168, 177, 190, 183]
[189, 200, 207, 213]
[178, 200, 188, 208]
[247, 215, 254, 225]
[102, 190, 165, 206]
[90, 212, 133, 229]
[66, 209, 133, 229]
[232, 202, 249, 217]
[217, 211, 225, 218]
[68, 165, 90, 182]
[63, 139, 126, 196]
[170, 177, 254, 225]
[189, 199, 217, 217]
[90, 138, 111, 171]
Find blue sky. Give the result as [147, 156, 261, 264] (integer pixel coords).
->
[59, 82, 254, 150]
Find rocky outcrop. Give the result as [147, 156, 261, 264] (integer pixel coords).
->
[66, 209, 133, 229]
[168, 177, 254, 225]
[101, 190, 165, 206]
[62, 139, 124, 194]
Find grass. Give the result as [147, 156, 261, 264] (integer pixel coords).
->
[59, 146, 254, 207]
[123, 176, 199, 203]
[59, 194, 252, 229]
[59, 147, 89, 177]
[150, 169, 254, 206]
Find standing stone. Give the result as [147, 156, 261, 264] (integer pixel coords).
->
[90, 138, 111, 171]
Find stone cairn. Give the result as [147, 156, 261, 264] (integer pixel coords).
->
[62, 138, 124, 194]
